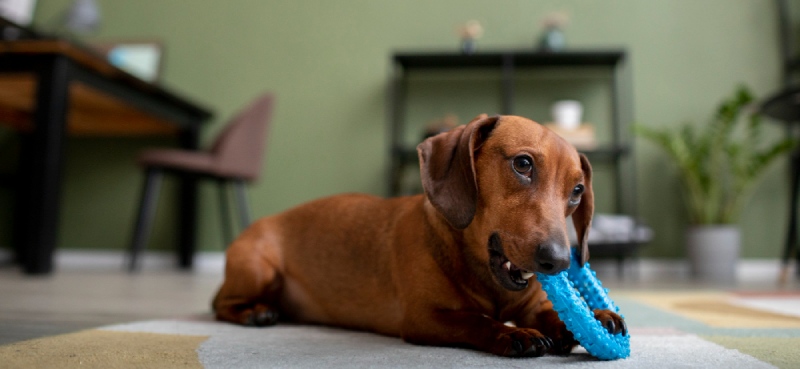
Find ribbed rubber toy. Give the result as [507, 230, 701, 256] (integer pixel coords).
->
[535, 249, 630, 360]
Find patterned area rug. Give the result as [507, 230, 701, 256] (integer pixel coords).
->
[1, 291, 798, 368]
[619, 291, 800, 369]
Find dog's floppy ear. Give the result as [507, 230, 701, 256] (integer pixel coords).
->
[417, 114, 498, 229]
[572, 153, 594, 266]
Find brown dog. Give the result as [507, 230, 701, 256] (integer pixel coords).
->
[212, 114, 626, 357]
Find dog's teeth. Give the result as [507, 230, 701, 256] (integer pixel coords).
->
[503, 261, 512, 270]
[520, 272, 534, 280]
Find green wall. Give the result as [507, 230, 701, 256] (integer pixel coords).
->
[3, 0, 787, 259]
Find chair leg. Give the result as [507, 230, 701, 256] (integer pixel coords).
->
[128, 168, 164, 272]
[233, 179, 251, 229]
[218, 180, 234, 247]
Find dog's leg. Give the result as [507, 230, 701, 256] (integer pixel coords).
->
[512, 293, 577, 356]
[402, 309, 553, 357]
[212, 238, 282, 327]
[519, 308, 576, 356]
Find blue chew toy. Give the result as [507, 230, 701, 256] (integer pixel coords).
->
[535, 249, 630, 360]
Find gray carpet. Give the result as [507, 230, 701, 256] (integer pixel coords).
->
[4, 292, 798, 368]
[99, 316, 774, 368]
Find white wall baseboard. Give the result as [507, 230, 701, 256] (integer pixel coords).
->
[0, 248, 794, 284]
[0, 248, 226, 275]
[590, 258, 793, 284]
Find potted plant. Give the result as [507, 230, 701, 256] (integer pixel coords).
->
[635, 85, 796, 283]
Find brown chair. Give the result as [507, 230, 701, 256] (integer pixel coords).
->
[128, 93, 275, 271]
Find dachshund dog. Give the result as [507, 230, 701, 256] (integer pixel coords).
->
[212, 114, 626, 357]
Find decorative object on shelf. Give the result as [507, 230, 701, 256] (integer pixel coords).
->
[552, 99, 582, 130]
[0, 0, 37, 26]
[93, 41, 163, 82]
[545, 100, 597, 150]
[537, 11, 568, 51]
[421, 114, 458, 141]
[456, 20, 483, 54]
[635, 85, 797, 283]
[63, 0, 100, 33]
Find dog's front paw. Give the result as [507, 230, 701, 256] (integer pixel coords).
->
[495, 328, 553, 357]
[531, 309, 576, 356]
[548, 329, 576, 356]
[593, 309, 627, 335]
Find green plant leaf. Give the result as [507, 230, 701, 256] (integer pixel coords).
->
[634, 85, 796, 225]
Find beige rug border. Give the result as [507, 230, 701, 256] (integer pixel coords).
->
[623, 291, 800, 328]
[0, 329, 207, 369]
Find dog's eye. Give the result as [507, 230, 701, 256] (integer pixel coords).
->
[512, 156, 533, 175]
[569, 184, 584, 206]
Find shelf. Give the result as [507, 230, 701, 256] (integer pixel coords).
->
[389, 49, 635, 237]
[393, 50, 626, 70]
[588, 241, 644, 255]
[581, 145, 631, 161]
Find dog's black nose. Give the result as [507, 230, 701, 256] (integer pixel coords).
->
[535, 242, 570, 275]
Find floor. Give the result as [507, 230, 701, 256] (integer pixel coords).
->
[0, 252, 224, 345]
[1, 251, 798, 346]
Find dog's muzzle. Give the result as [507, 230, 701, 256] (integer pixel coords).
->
[488, 234, 570, 291]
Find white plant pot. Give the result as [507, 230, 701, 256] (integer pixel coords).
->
[686, 225, 740, 284]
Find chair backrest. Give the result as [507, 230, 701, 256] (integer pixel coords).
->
[210, 93, 275, 181]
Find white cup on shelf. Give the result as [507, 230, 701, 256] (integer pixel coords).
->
[551, 100, 583, 131]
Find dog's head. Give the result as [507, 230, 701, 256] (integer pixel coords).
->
[417, 114, 593, 291]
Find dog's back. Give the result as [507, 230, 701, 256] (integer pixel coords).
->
[227, 193, 425, 334]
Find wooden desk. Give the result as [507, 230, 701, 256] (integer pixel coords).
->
[0, 39, 213, 274]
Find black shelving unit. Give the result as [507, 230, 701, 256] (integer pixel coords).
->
[388, 50, 642, 273]
[760, 0, 800, 281]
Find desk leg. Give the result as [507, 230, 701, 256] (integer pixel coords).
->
[17, 56, 71, 275]
[177, 126, 200, 269]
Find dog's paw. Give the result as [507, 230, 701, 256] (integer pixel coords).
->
[243, 304, 280, 327]
[546, 328, 576, 356]
[530, 309, 577, 356]
[216, 303, 279, 327]
[496, 328, 553, 357]
[593, 309, 627, 335]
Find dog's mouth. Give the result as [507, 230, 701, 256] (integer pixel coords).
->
[488, 234, 534, 291]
